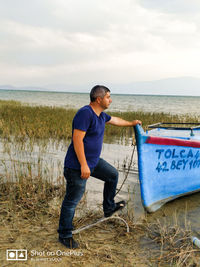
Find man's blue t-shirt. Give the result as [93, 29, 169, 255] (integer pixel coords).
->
[64, 105, 111, 169]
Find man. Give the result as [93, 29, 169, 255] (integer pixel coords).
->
[58, 85, 141, 249]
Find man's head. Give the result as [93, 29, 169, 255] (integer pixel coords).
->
[90, 85, 110, 102]
[90, 85, 112, 110]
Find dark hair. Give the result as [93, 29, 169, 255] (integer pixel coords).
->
[90, 85, 110, 102]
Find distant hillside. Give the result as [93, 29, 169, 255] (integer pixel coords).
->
[0, 85, 16, 90]
[110, 77, 200, 96]
[1, 77, 200, 96]
[0, 85, 49, 92]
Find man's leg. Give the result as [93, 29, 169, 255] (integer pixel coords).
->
[91, 158, 124, 216]
[58, 168, 86, 247]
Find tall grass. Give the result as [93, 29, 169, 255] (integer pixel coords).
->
[0, 100, 199, 143]
[0, 100, 76, 142]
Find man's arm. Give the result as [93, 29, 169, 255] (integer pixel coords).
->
[107, 116, 141, 127]
[73, 129, 90, 179]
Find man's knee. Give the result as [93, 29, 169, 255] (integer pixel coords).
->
[65, 181, 86, 204]
[110, 167, 118, 183]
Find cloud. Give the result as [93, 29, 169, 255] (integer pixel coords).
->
[0, 0, 200, 90]
[139, 0, 200, 14]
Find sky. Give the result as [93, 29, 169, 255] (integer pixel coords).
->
[0, 0, 200, 93]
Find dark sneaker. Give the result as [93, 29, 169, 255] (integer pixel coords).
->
[59, 237, 79, 249]
[104, 200, 126, 217]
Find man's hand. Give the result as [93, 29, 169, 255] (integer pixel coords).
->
[132, 120, 142, 126]
[81, 164, 91, 179]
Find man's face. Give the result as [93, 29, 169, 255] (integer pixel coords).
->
[98, 92, 112, 110]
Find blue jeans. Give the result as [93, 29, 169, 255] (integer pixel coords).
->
[58, 158, 119, 238]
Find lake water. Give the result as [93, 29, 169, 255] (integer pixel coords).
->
[1, 89, 200, 115]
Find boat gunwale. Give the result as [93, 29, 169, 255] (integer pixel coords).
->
[148, 122, 200, 131]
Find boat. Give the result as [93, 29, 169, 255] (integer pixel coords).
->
[134, 123, 200, 212]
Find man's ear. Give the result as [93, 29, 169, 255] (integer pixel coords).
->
[96, 96, 102, 104]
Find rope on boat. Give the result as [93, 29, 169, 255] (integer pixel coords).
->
[115, 144, 136, 196]
[72, 215, 130, 234]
